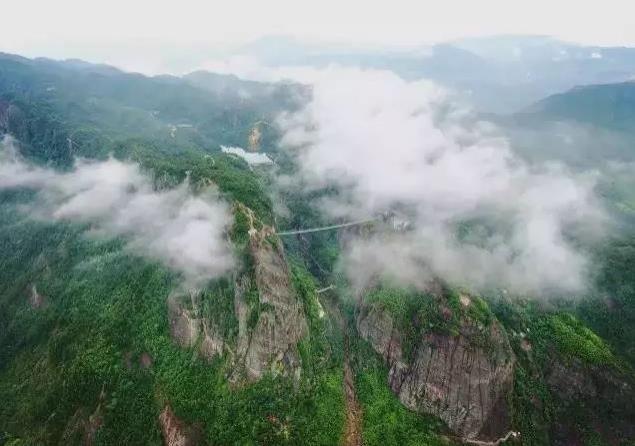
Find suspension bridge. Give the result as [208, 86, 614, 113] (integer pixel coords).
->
[275, 217, 379, 236]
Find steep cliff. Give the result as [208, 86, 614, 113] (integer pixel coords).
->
[167, 204, 307, 383]
[167, 293, 226, 361]
[546, 357, 635, 445]
[233, 223, 307, 381]
[356, 288, 515, 440]
[57, 388, 106, 446]
[501, 309, 635, 445]
[159, 405, 203, 446]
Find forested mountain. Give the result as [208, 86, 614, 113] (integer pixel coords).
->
[522, 81, 635, 132]
[0, 52, 304, 165]
[0, 52, 634, 446]
[489, 80, 635, 224]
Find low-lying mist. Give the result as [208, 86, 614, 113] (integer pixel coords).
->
[276, 68, 607, 296]
[0, 136, 234, 289]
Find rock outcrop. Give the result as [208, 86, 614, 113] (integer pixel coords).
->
[168, 292, 228, 362]
[58, 388, 106, 446]
[357, 295, 515, 440]
[168, 204, 307, 383]
[248, 123, 262, 151]
[27, 284, 46, 309]
[168, 294, 201, 349]
[545, 357, 635, 445]
[159, 405, 203, 446]
[233, 224, 307, 381]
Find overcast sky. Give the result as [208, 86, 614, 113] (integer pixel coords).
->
[3, 0, 635, 72]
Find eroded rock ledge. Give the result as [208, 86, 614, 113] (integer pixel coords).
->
[159, 405, 203, 446]
[168, 204, 307, 383]
[234, 224, 307, 381]
[357, 293, 515, 440]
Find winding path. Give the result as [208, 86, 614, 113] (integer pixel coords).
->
[342, 333, 363, 446]
[316, 291, 363, 446]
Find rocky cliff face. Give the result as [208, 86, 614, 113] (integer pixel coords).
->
[58, 388, 106, 446]
[545, 356, 635, 445]
[233, 224, 307, 381]
[248, 124, 262, 151]
[357, 294, 515, 440]
[168, 204, 307, 383]
[159, 405, 202, 446]
[168, 294, 226, 361]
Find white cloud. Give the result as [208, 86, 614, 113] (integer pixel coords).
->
[3, 0, 635, 73]
[0, 136, 234, 288]
[277, 68, 605, 295]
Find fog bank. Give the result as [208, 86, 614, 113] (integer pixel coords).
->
[0, 136, 234, 288]
[277, 68, 605, 295]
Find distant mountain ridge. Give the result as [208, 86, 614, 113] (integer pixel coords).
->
[1, 48, 635, 446]
[233, 35, 635, 112]
[0, 52, 303, 163]
[523, 81, 635, 131]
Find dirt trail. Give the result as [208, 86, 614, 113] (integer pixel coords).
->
[342, 333, 363, 446]
[319, 293, 363, 446]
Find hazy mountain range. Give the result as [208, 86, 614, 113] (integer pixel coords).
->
[1, 37, 635, 446]
[211, 34, 635, 112]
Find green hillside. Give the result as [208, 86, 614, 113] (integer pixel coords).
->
[522, 81, 635, 132]
[0, 54, 634, 446]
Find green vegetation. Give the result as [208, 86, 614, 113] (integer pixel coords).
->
[357, 369, 448, 446]
[291, 261, 344, 369]
[199, 278, 239, 344]
[0, 54, 298, 161]
[494, 294, 622, 368]
[365, 284, 495, 359]
[231, 207, 252, 245]
[134, 152, 274, 223]
[0, 203, 171, 444]
[509, 363, 553, 446]
[2, 51, 635, 446]
[493, 296, 634, 446]
[528, 82, 635, 133]
[577, 236, 635, 366]
[0, 191, 349, 444]
[365, 286, 438, 359]
[0, 54, 347, 444]
[348, 329, 449, 446]
[545, 313, 616, 366]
